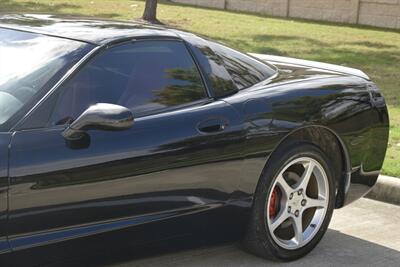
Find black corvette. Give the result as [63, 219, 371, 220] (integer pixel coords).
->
[0, 14, 389, 264]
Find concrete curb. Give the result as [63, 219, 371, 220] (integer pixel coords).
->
[365, 175, 400, 205]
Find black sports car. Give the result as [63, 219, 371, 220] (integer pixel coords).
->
[0, 14, 389, 263]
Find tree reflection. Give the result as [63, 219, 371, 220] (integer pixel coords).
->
[191, 44, 238, 97]
[209, 42, 274, 90]
[154, 67, 205, 106]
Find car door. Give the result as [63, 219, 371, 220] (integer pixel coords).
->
[7, 39, 245, 250]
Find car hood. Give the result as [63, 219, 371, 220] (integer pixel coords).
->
[250, 53, 370, 81]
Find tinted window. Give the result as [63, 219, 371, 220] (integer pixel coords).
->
[0, 28, 90, 127]
[209, 42, 276, 89]
[186, 36, 238, 97]
[52, 40, 207, 125]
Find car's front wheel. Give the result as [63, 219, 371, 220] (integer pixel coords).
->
[243, 142, 336, 261]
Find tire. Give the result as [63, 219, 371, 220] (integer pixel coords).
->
[242, 142, 336, 261]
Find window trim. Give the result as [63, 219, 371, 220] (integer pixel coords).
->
[14, 37, 214, 131]
[208, 41, 278, 91]
[183, 39, 240, 99]
[182, 40, 216, 99]
[134, 98, 214, 119]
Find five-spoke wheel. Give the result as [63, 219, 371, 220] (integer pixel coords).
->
[243, 143, 335, 261]
[266, 157, 329, 250]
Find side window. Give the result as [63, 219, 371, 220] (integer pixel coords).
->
[51, 40, 207, 125]
[186, 36, 238, 97]
[209, 42, 276, 90]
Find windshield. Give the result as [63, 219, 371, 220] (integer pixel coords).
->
[0, 28, 92, 127]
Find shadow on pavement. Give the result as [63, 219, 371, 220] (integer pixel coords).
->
[27, 229, 400, 267]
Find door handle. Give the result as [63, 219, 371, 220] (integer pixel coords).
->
[197, 118, 228, 134]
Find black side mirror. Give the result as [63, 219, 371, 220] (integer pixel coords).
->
[62, 103, 134, 141]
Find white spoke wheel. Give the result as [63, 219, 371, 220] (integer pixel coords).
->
[243, 143, 335, 261]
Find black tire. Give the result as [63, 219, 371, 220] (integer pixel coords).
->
[242, 142, 336, 261]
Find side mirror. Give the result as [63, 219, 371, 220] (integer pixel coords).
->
[62, 103, 134, 141]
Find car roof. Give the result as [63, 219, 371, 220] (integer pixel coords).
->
[0, 14, 181, 45]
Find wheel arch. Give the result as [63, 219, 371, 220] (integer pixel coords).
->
[257, 125, 351, 209]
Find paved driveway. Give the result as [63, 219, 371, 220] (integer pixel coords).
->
[106, 198, 400, 267]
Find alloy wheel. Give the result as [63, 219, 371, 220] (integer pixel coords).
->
[266, 157, 329, 250]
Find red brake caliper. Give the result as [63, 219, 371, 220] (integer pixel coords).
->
[269, 187, 280, 219]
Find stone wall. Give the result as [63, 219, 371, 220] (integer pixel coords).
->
[288, 0, 359, 24]
[359, 0, 400, 28]
[171, 0, 400, 29]
[225, 0, 288, 17]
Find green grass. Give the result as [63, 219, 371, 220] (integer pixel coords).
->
[384, 107, 400, 177]
[2, 0, 400, 176]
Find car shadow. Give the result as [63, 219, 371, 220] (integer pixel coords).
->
[35, 229, 400, 267]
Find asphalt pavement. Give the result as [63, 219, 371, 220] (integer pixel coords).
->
[106, 198, 400, 267]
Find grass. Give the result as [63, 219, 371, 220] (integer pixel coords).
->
[2, 0, 400, 176]
[384, 107, 400, 177]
